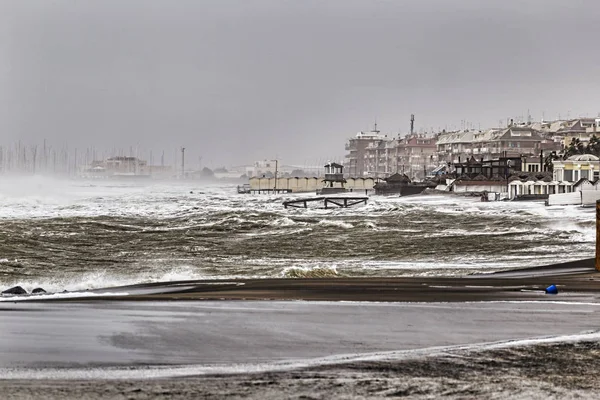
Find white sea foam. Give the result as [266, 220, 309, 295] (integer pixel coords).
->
[0, 291, 129, 302]
[2, 265, 210, 294]
[317, 219, 353, 229]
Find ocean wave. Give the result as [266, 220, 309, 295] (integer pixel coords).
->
[281, 265, 341, 278]
[317, 220, 354, 229]
[0, 265, 210, 294]
[0, 179, 596, 284]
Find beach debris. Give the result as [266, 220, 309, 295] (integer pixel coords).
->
[32, 288, 47, 294]
[545, 284, 558, 295]
[1, 286, 27, 295]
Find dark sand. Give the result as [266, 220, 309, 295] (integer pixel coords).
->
[78, 257, 600, 303]
[2, 257, 600, 399]
[3, 341, 600, 399]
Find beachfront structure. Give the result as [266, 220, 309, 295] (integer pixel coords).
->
[508, 154, 600, 201]
[340, 117, 593, 181]
[521, 156, 548, 173]
[246, 159, 279, 178]
[248, 176, 374, 193]
[452, 156, 521, 179]
[436, 126, 545, 165]
[79, 156, 176, 179]
[546, 178, 599, 206]
[344, 127, 436, 180]
[80, 156, 148, 178]
[508, 174, 572, 199]
[245, 160, 323, 178]
[451, 176, 509, 195]
[344, 126, 389, 177]
[319, 162, 347, 194]
[396, 134, 437, 179]
[552, 154, 600, 182]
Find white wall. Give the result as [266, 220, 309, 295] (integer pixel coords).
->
[547, 192, 581, 206]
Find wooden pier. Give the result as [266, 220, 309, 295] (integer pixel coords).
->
[283, 196, 368, 209]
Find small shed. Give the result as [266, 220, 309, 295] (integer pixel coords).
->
[319, 162, 347, 194]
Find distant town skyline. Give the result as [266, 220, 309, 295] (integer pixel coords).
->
[2, 0, 600, 166]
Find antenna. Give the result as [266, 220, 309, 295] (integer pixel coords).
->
[410, 114, 415, 135]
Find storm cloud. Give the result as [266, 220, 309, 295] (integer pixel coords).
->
[1, 0, 599, 167]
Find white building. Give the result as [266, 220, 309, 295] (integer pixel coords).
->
[552, 154, 600, 182]
[245, 160, 280, 177]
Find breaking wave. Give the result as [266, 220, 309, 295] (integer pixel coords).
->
[0, 178, 595, 289]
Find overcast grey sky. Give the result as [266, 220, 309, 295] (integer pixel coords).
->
[1, 0, 599, 167]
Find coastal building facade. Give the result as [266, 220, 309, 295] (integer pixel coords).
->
[552, 154, 600, 182]
[436, 126, 545, 165]
[344, 126, 390, 177]
[344, 127, 436, 180]
[342, 117, 595, 184]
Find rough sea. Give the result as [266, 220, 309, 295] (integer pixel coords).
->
[0, 176, 595, 293]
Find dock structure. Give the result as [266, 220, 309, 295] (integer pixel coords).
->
[283, 196, 368, 209]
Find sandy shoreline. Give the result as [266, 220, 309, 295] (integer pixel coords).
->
[2, 258, 600, 399]
[2, 257, 595, 303]
[50, 257, 600, 303]
[3, 339, 600, 399]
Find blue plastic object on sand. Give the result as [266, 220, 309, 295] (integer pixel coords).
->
[545, 284, 558, 294]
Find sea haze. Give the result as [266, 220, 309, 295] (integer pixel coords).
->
[0, 176, 594, 293]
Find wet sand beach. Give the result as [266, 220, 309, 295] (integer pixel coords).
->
[72, 257, 600, 303]
[2, 258, 600, 399]
[4, 340, 600, 399]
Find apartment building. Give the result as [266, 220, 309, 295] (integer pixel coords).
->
[344, 126, 390, 177]
[343, 117, 591, 180]
[344, 128, 436, 179]
[436, 126, 545, 164]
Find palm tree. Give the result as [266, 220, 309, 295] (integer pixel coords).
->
[564, 138, 585, 158]
[586, 135, 600, 156]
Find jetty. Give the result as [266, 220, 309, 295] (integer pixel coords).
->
[283, 196, 368, 209]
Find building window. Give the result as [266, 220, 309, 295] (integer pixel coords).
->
[581, 170, 590, 180]
[564, 170, 573, 181]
